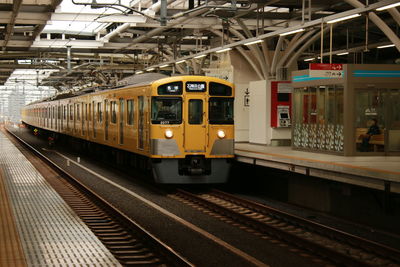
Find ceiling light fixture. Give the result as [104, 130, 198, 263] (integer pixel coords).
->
[146, 67, 155, 71]
[244, 39, 264, 46]
[194, 54, 207, 59]
[176, 60, 186, 64]
[326, 14, 361, 24]
[279, 28, 305, 36]
[377, 44, 395, 49]
[304, 58, 315, 61]
[136, 70, 143, 74]
[160, 64, 169, 68]
[216, 47, 232, 53]
[376, 2, 400, 11]
[337, 52, 349, 55]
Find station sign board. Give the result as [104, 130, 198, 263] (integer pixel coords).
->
[309, 63, 343, 78]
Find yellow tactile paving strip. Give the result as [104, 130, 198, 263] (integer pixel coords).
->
[0, 168, 27, 267]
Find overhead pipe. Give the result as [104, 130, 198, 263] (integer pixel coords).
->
[67, 45, 72, 71]
[275, 30, 316, 73]
[229, 27, 268, 79]
[235, 18, 270, 77]
[270, 35, 284, 76]
[102, 0, 176, 43]
[344, 0, 400, 52]
[209, 29, 264, 80]
[285, 27, 330, 68]
[388, 8, 400, 26]
[118, 0, 219, 51]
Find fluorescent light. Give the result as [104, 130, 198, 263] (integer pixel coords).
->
[216, 47, 232, 53]
[377, 44, 395, 49]
[136, 71, 143, 74]
[146, 67, 155, 71]
[160, 64, 169, 68]
[244, 39, 264, 46]
[176, 60, 186, 64]
[337, 52, 349, 56]
[279, 28, 305, 36]
[376, 2, 400, 11]
[194, 54, 207, 59]
[326, 14, 361, 24]
[304, 58, 315, 61]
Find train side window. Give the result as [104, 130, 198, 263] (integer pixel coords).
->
[209, 82, 232, 96]
[97, 102, 103, 122]
[127, 99, 134, 125]
[77, 104, 81, 121]
[209, 97, 234, 124]
[69, 104, 73, 120]
[63, 105, 66, 120]
[111, 101, 117, 123]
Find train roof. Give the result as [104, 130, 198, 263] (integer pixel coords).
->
[25, 74, 233, 106]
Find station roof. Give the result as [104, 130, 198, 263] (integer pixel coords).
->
[0, 0, 399, 91]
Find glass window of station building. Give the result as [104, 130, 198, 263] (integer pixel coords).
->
[291, 64, 400, 156]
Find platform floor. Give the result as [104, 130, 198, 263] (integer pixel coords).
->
[0, 131, 121, 266]
[235, 143, 400, 193]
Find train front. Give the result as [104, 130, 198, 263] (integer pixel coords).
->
[150, 76, 235, 184]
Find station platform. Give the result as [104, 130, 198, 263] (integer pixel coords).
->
[0, 131, 121, 266]
[235, 143, 400, 194]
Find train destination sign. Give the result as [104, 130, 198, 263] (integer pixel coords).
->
[309, 63, 343, 78]
[186, 82, 206, 92]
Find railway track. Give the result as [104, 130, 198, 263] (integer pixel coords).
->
[172, 189, 400, 267]
[4, 127, 192, 267]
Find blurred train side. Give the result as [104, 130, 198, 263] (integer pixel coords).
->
[21, 76, 235, 184]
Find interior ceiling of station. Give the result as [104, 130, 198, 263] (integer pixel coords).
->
[0, 0, 399, 94]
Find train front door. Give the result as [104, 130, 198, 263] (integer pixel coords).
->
[184, 96, 206, 152]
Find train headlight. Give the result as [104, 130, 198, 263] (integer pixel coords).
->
[217, 130, 226, 139]
[165, 129, 174, 139]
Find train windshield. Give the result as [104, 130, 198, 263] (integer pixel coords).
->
[151, 97, 182, 124]
[209, 97, 234, 124]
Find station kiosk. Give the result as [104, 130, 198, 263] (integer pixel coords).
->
[291, 64, 400, 156]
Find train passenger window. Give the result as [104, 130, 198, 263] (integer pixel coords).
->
[209, 82, 232, 96]
[111, 101, 117, 123]
[189, 100, 203, 124]
[69, 104, 73, 120]
[158, 82, 183, 95]
[77, 104, 80, 121]
[209, 97, 234, 124]
[127, 99, 134, 125]
[63, 106, 66, 120]
[97, 102, 102, 122]
[151, 97, 182, 124]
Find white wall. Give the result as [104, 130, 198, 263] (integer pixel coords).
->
[249, 80, 268, 144]
[234, 83, 250, 141]
[231, 50, 260, 142]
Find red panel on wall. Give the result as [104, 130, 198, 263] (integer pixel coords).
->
[271, 81, 292, 127]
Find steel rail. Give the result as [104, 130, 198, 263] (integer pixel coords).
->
[210, 189, 400, 264]
[5, 127, 193, 267]
[176, 188, 397, 266]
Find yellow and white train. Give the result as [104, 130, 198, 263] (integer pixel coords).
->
[21, 75, 235, 183]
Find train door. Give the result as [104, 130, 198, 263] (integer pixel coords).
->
[119, 98, 124, 145]
[138, 96, 144, 149]
[105, 100, 109, 141]
[184, 97, 207, 152]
